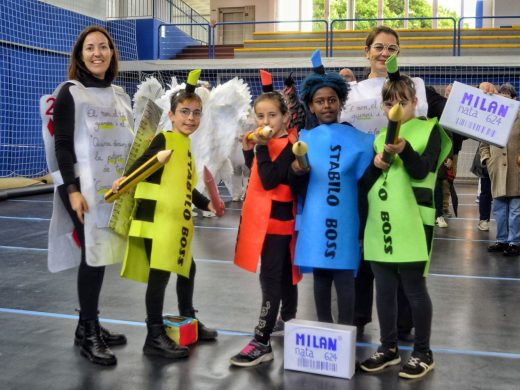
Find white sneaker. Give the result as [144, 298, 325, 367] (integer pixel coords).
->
[202, 210, 216, 218]
[477, 220, 489, 231]
[435, 216, 448, 228]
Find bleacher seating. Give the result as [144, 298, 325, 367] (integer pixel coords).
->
[231, 27, 520, 58]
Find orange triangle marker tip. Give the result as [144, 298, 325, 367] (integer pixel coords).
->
[260, 70, 272, 86]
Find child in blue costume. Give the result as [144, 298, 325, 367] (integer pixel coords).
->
[359, 70, 451, 379]
[290, 50, 374, 325]
[230, 71, 301, 367]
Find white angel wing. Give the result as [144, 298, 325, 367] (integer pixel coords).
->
[191, 77, 252, 192]
[133, 77, 165, 125]
[155, 78, 186, 132]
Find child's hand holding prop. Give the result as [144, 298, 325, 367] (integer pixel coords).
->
[292, 141, 310, 171]
[246, 126, 274, 143]
[203, 166, 225, 217]
[382, 103, 404, 164]
[105, 150, 172, 203]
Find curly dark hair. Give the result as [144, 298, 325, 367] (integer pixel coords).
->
[300, 72, 350, 107]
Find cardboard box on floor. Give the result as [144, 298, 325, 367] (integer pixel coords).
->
[284, 319, 356, 379]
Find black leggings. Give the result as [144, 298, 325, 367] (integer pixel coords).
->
[313, 268, 354, 325]
[354, 255, 413, 333]
[144, 238, 197, 325]
[254, 234, 297, 343]
[58, 184, 105, 321]
[371, 261, 432, 353]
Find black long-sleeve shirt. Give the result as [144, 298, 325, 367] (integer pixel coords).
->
[126, 132, 210, 222]
[54, 72, 112, 192]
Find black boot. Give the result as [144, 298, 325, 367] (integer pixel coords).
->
[181, 309, 218, 341]
[143, 323, 189, 359]
[78, 319, 117, 366]
[75, 320, 127, 347]
[197, 321, 218, 341]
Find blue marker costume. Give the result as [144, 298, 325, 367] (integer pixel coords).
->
[295, 123, 374, 271]
[291, 48, 375, 325]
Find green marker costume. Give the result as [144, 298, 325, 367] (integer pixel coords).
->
[364, 117, 451, 274]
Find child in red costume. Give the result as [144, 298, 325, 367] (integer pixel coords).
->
[230, 72, 301, 367]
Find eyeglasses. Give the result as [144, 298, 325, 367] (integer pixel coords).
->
[383, 100, 411, 110]
[311, 96, 339, 107]
[176, 108, 202, 118]
[370, 43, 400, 54]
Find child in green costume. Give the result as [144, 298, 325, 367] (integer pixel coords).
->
[112, 77, 221, 359]
[359, 73, 451, 379]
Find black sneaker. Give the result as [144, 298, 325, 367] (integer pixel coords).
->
[229, 339, 274, 367]
[488, 242, 509, 252]
[360, 347, 401, 372]
[503, 244, 520, 257]
[399, 350, 435, 379]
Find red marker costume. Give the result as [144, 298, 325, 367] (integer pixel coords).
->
[234, 134, 301, 285]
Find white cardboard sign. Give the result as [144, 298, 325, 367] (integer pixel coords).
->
[439, 81, 519, 147]
[284, 319, 356, 379]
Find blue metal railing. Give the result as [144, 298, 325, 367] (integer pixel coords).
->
[158, 22, 211, 59]
[107, 0, 207, 25]
[210, 20, 328, 59]
[457, 16, 520, 56]
[330, 17, 457, 57]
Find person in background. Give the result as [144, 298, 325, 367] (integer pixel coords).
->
[470, 142, 493, 231]
[339, 67, 357, 84]
[340, 25, 418, 340]
[480, 82, 520, 257]
[439, 83, 466, 219]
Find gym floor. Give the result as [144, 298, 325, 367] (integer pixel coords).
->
[0, 183, 518, 390]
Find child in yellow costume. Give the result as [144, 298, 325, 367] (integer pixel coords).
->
[112, 71, 222, 359]
[359, 69, 451, 379]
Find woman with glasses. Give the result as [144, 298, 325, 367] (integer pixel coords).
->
[340, 26, 429, 340]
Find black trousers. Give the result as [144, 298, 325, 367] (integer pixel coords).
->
[254, 234, 297, 343]
[354, 254, 413, 334]
[58, 184, 105, 321]
[371, 261, 432, 353]
[434, 178, 445, 218]
[313, 268, 355, 325]
[144, 238, 197, 325]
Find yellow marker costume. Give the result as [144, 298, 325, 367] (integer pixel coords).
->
[121, 131, 197, 282]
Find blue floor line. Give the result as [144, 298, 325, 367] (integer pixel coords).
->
[7, 199, 53, 203]
[0, 245, 48, 252]
[2, 249, 518, 283]
[430, 273, 520, 282]
[0, 215, 50, 222]
[1, 308, 519, 359]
